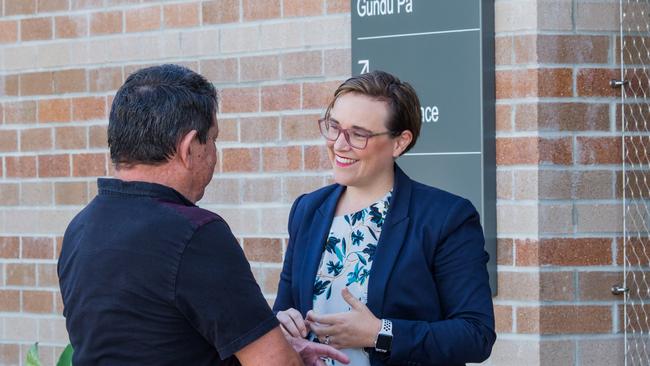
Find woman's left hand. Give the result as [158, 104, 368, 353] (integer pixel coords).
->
[306, 287, 382, 349]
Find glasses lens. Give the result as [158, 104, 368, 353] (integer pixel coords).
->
[319, 119, 339, 141]
[347, 128, 370, 149]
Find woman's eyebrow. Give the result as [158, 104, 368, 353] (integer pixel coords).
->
[328, 117, 371, 131]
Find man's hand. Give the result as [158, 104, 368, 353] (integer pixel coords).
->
[306, 287, 382, 349]
[287, 336, 350, 366]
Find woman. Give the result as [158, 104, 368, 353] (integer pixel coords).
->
[273, 71, 495, 366]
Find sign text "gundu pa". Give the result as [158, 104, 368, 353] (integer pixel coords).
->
[356, 0, 413, 17]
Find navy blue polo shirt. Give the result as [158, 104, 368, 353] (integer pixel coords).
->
[58, 178, 278, 366]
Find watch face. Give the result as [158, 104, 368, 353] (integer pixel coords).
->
[376, 334, 392, 351]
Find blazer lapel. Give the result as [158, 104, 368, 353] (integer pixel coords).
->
[298, 185, 345, 314]
[366, 164, 412, 315]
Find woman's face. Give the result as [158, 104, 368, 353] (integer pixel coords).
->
[326, 93, 398, 189]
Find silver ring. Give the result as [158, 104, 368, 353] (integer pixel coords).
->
[324, 335, 331, 345]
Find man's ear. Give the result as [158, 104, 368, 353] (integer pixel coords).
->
[393, 130, 413, 158]
[178, 130, 198, 169]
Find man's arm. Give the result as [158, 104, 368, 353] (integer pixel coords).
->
[235, 327, 302, 366]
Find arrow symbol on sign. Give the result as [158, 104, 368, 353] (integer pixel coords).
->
[358, 59, 369, 74]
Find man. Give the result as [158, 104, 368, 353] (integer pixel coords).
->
[58, 64, 348, 366]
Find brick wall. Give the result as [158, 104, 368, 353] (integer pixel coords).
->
[0, 0, 626, 365]
[492, 0, 624, 365]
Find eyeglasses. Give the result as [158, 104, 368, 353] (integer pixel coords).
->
[318, 118, 394, 150]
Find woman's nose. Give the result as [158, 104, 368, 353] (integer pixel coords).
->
[333, 132, 351, 150]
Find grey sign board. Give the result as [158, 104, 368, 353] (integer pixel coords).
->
[351, 0, 497, 293]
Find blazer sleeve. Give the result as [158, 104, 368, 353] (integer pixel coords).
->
[272, 194, 305, 313]
[387, 198, 496, 365]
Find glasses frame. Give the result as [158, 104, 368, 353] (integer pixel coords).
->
[317, 118, 394, 150]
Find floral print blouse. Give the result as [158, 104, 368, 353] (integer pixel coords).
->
[311, 190, 392, 366]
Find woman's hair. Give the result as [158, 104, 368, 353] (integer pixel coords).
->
[325, 70, 422, 154]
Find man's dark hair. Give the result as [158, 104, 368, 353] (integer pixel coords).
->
[108, 64, 218, 168]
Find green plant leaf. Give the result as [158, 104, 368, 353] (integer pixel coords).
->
[56, 344, 74, 366]
[26, 342, 41, 366]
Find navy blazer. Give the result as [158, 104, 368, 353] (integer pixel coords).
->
[273, 165, 495, 366]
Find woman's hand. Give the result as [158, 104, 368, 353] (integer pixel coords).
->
[277, 308, 309, 338]
[306, 287, 382, 349]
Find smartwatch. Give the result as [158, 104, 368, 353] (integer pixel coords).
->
[374, 318, 393, 353]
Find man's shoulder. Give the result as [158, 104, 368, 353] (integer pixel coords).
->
[156, 200, 224, 230]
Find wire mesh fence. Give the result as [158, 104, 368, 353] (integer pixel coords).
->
[622, 1, 650, 365]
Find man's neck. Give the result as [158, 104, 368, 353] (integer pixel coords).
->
[114, 163, 194, 202]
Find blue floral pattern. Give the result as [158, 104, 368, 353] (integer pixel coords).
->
[311, 190, 392, 366]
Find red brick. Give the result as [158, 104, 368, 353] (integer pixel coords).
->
[55, 15, 88, 38]
[220, 87, 259, 113]
[0, 183, 19, 205]
[494, 305, 513, 333]
[163, 3, 200, 28]
[22, 291, 53, 313]
[0, 237, 20, 258]
[282, 114, 321, 141]
[516, 35, 610, 64]
[20, 17, 53, 41]
[20, 127, 53, 152]
[6, 156, 37, 177]
[73, 153, 107, 176]
[0, 344, 20, 365]
[125, 6, 161, 33]
[222, 148, 260, 172]
[540, 272, 575, 301]
[38, 154, 70, 177]
[55, 126, 87, 149]
[38, 0, 68, 12]
[496, 271, 539, 301]
[324, 49, 350, 76]
[0, 20, 19, 43]
[1, 74, 20, 97]
[243, 238, 283, 262]
[6, 263, 36, 286]
[282, 51, 322, 78]
[0, 130, 18, 152]
[497, 238, 513, 266]
[243, 0, 280, 20]
[539, 238, 612, 266]
[22, 237, 54, 259]
[39, 99, 71, 123]
[518, 306, 612, 334]
[577, 68, 618, 97]
[38, 264, 59, 287]
[262, 146, 302, 172]
[518, 103, 610, 132]
[496, 137, 537, 165]
[54, 69, 87, 94]
[20, 71, 54, 96]
[240, 55, 280, 82]
[89, 67, 123, 92]
[495, 36, 512, 65]
[262, 84, 301, 111]
[55, 181, 89, 205]
[5, 0, 36, 15]
[283, 0, 323, 17]
[495, 104, 512, 132]
[240, 116, 279, 142]
[89, 125, 108, 148]
[0, 290, 20, 312]
[202, 0, 239, 24]
[578, 271, 623, 301]
[539, 137, 572, 165]
[200, 58, 238, 83]
[515, 238, 539, 266]
[73, 97, 106, 121]
[496, 68, 573, 99]
[90, 11, 123, 35]
[303, 80, 340, 109]
[304, 145, 330, 170]
[577, 137, 621, 165]
[326, 0, 349, 13]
